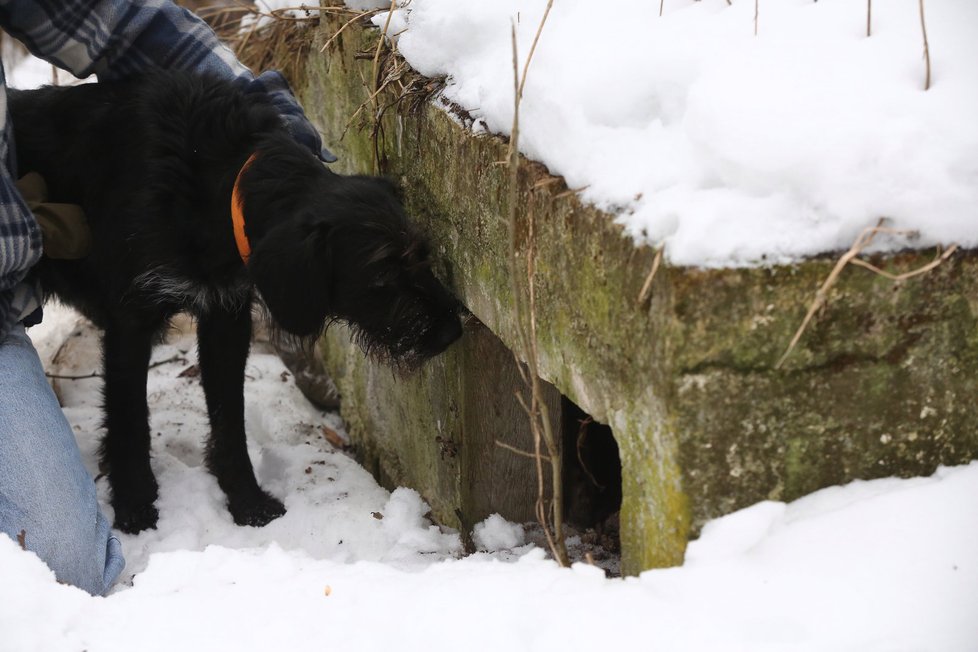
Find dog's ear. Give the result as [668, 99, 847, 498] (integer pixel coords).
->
[248, 219, 333, 337]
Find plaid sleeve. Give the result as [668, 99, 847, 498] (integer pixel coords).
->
[0, 0, 330, 159]
[0, 0, 249, 81]
[0, 124, 44, 338]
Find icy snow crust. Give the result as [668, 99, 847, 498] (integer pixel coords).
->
[377, 0, 978, 267]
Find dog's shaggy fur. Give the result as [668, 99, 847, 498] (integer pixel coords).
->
[10, 71, 462, 533]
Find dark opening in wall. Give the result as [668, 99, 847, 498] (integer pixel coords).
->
[561, 397, 622, 538]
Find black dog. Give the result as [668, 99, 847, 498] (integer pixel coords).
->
[10, 71, 462, 533]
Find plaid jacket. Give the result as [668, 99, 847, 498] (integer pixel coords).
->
[0, 0, 324, 340]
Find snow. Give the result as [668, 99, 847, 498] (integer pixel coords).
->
[2, 303, 976, 651]
[472, 513, 526, 551]
[4, 24, 978, 652]
[244, 0, 322, 28]
[369, 0, 978, 267]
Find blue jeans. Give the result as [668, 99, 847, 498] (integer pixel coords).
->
[0, 322, 124, 595]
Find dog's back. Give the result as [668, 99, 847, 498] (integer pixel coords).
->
[9, 72, 284, 325]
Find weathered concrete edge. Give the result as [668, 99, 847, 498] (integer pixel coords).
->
[287, 14, 978, 575]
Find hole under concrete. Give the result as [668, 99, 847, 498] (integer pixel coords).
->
[559, 396, 623, 569]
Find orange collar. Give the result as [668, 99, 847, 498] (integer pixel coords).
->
[231, 153, 258, 264]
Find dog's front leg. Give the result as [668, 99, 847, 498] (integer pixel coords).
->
[197, 303, 286, 527]
[101, 319, 160, 533]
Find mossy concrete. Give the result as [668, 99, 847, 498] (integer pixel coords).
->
[277, 13, 978, 575]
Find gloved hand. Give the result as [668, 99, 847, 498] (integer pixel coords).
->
[244, 71, 338, 163]
[14, 172, 92, 260]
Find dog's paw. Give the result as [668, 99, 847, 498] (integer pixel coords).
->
[228, 491, 286, 528]
[113, 502, 160, 534]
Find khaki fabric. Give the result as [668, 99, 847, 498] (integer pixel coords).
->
[15, 172, 92, 260]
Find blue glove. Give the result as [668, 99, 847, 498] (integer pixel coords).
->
[244, 71, 338, 163]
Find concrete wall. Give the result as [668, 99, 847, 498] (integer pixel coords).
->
[255, 11, 978, 575]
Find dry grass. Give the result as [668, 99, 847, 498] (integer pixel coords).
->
[318, 7, 386, 53]
[348, 36, 447, 173]
[210, 3, 325, 81]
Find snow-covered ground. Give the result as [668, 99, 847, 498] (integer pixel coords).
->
[368, 0, 978, 267]
[3, 303, 977, 652]
[4, 8, 978, 651]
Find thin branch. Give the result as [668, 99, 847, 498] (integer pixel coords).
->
[846, 244, 957, 280]
[777, 221, 884, 369]
[776, 223, 957, 368]
[46, 371, 101, 380]
[344, 57, 407, 129]
[636, 245, 664, 306]
[495, 440, 551, 462]
[372, 1, 398, 98]
[866, 0, 872, 37]
[364, 1, 400, 173]
[516, 2, 553, 102]
[919, 0, 932, 90]
[502, 5, 568, 567]
[46, 354, 188, 380]
[575, 417, 605, 490]
[320, 10, 382, 53]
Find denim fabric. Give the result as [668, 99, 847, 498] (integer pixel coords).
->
[0, 323, 124, 595]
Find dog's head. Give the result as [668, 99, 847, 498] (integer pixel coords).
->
[242, 144, 462, 367]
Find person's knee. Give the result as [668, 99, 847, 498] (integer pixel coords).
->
[3, 486, 124, 595]
[0, 325, 124, 595]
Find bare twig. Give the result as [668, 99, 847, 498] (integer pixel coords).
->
[867, 0, 872, 37]
[344, 57, 407, 130]
[575, 417, 605, 490]
[501, 4, 568, 567]
[495, 439, 551, 462]
[776, 222, 957, 368]
[320, 10, 382, 53]
[45, 371, 101, 380]
[553, 185, 588, 200]
[636, 245, 664, 306]
[517, 3, 552, 103]
[372, 1, 398, 98]
[754, 0, 759, 36]
[919, 0, 932, 90]
[46, 354, 188, 380]
[847, 244, 957, 280]
[368, 1, 399, 172]
[506, 0, 554, 163]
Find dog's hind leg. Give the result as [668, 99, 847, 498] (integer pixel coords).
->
[197, 302, 286, 527]
[100, 318, 161, 533]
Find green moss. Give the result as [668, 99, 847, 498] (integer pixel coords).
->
[294, 12, 978, 574]
[615, 408, 690, 575]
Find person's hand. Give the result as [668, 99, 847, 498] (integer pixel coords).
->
[14, 173, 92, 260]
[244, 71, 338, 163]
